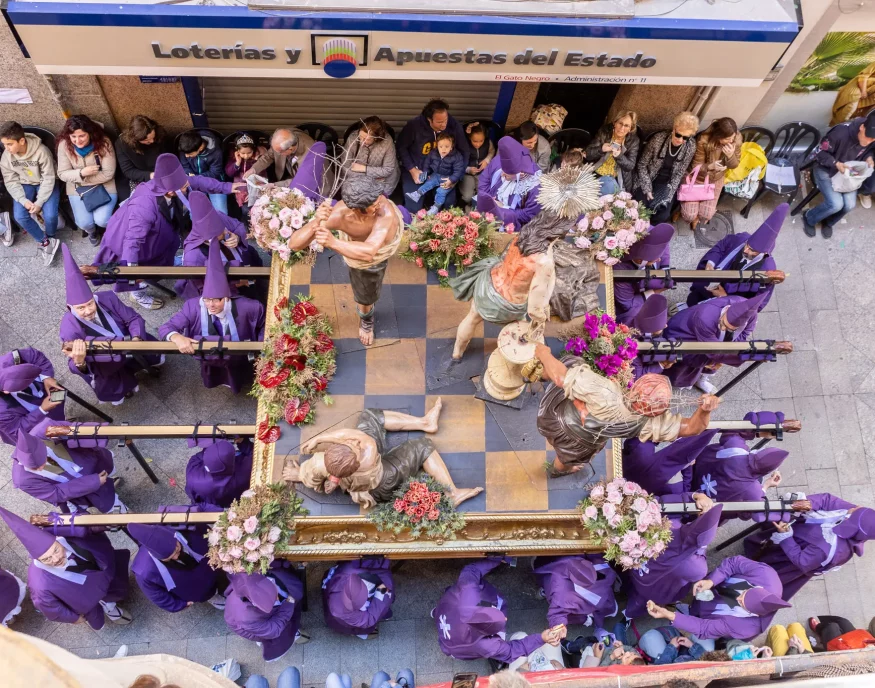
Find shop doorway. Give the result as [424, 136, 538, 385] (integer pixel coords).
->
[533, 83, 621, 134]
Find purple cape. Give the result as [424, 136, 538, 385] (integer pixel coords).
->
[532, 554, 618, 628]
[184, 439, 254, 508]
[476, 154, 542, 228]
[613, 247, 671, 326]
[688, 233, 777, 308]
[175, 219, 262, 300]
[0, 348, 65, 446]
[0, 568, 24, 625]
[622, 430, 718, 496]
[322, 558, 394, 636]
[158, 296, 265, 393]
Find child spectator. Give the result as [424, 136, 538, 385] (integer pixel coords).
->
[637, 626, 708, 665]
[178, 130, 227, 213]
[225, 134, 260, 219]
[405, 132, 466, 215]
[459, 123, 495, 208]
[560, 148, 585, 169]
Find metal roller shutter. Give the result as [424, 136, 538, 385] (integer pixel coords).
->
[202, 77, 501, 139]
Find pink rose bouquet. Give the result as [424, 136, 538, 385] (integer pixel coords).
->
[570, 191, 653, 263]
[249, 187, 318, 266]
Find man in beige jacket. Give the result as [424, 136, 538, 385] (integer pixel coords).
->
[243, 127, 315, 186]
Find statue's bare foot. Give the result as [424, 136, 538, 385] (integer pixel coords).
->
[359, 321, 374, 347]
[451, 486, 484, 507]
[422, 397, 443, 433]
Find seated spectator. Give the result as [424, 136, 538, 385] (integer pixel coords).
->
[562, 636, 643, 667]
[586, 111, 640, 195]
[398, 98, 470, 211]
[637, 625, 708, 665]
[405, 132, 465, 215]
[340, 116, 399, 198]
[0, 121, 60, 265]
[245, 127, 315, 186]
[763, 622, 814, 657]
[679, 117, 741, 230]
[115, 115, 169, 201]
[459, 122, 495, 207]
[559, 148, 585, 169]
[809, 615, 875, 651]
[178, 130, 226, 213]
[55, 114, 117, 246]
[225, 134, 261, 218]
[633, 111, 699, 224]
[802, 111, 875, 239]
[516, 121, 551, 173]
[507, 631, 566, 672]
[244, 666, 300, 688]
[327, 669, 414, 688]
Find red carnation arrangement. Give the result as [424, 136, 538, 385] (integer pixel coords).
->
[252, 294, 337, 443]
[367, 475, 466, 541]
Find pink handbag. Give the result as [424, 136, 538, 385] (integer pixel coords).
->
[677, 164, 716, 202]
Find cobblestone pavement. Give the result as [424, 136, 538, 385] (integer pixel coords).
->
[0, 193, 872, 686]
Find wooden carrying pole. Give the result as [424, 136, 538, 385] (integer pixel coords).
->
[637, 340, 778, 355]
[612, 268, 786, 283]
[82, 265, 272, 280]
[64, 340, 263, 355]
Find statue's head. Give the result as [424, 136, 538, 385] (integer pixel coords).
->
[627, 373, 672, 417]
[322, 443, 361, 493]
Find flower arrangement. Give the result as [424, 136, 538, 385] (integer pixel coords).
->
[565, 310, 640, 389]
[570, 191, 653, 265]
[400, 207, 499, 286]
[253, 294, 336, 444]
[249, 186, 318, 265]
[207, 483, 309, 575]
[577, 477, 672, 571]
[367, 474, 466, 541]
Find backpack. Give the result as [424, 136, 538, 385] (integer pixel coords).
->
[724, 141, 768, 199]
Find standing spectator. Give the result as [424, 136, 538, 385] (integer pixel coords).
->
[245, 127, 315, 186]
[115, 115, 168, 202]
[397, 99, 470, 211]
[55, 115, 117, 246]
[459, 122, 495, 208]
[177, 130, 227, 213]
[225, 134, 261, 218]
[515, 121, 551, 173]
[340, 116, 399, 198]
[586, 111, 640, 195]
[633, 111, 699, 224]
[679, 117, 741, 230]
[0, 121, 60, 264]
[802, 111, 875, 238]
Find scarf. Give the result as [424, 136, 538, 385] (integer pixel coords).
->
[32, 537, 88, 585]
[491, 169, 542, 210]
[72, 294, 125, 339]
[74, 143, 95, 158]
[199, 298, 240, 341]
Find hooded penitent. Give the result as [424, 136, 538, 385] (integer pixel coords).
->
[632, 294, 669, 336]
[0, 506, 55, 560]
[61, 245, 93, 307]
[150, 153, 189, 195]
[185, 190, 225, 247]
[202, 238, 231, 300]
[628, 223, 675, 263]
[12, 428, 47, 470]
[746, 203, 788, 255]
[0, 364, 41, 394]
[725, 291, 769, 330]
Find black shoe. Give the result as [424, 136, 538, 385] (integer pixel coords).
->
[821, 224, 834, 239]
[89, 233, 101, 246]
[802, 215, 817, 237]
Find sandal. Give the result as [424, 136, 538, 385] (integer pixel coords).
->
[544, 460, 582, 478]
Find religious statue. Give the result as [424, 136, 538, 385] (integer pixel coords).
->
[832, 61, 875, 125]
[282, 399, 483, 508]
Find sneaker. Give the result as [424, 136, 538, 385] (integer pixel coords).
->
[802, 214, 817, 238]
[694, 377, 717, 395]
[104, 605, 133, 625]
[821, 223, 834, 239]
[537, 588, 546, 600]
[208, 593, 226, 610]
[41, 237, 60, 266]
[294, 631, 311, 645]
[405, 190, 422, 203]
[0, 213, 13, 247]
[113, 645, 129, 658]
[427, 205, 439, 216]
[861, 195, 872, 209]
[89, 232, 101, 247]
[131, 292, 165, 310]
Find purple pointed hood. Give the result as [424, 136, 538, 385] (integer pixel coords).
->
[566, 559, 597, 589]
[462, 605, 507, 638]
[679, 503, 724, 550]
[187, 191, 225, 246]
[151, 153, 189, 195]
[0, 363, 42, 393]
[629, 223, 674, 262]
[498, 136, 536, 176]
[834, 507, 875, 556]
[289, 141, 326, 201]
[13, 429, 47, 469]
[203, 440, 236, 476]
[235, 573, 278, 614]
[0, 506, 56, 560]
[129, 523, 179, 559]
[742, 586, 791, 615]
[725, 292, 768, 329]
[749, 447, 788, 478]
[633, 294, 668, 335]
[202, 238, 231, 299]
[747, 203, 788, 255]
[340, 574, 368, 612]
[62, 244, 93, 307]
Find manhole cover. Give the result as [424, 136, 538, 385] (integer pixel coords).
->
[694, 210, 733, 248]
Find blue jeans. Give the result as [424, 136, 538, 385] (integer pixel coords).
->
[370, 669, 415, 688]
[68, 191, 118, 232]
[598, 175, 620, 196]
[246, 666, 300, 688]
[806, 164, 858, 227]
[13, 183, 60, 242]
[209, 192, 228, 214]
[402, 171, 456, 211]
[417, 173, 451, 210]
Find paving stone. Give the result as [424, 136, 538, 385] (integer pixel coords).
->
[776, 289, 815, 352]
[823, 395, 870, 486]
[811, 310, 875, 396]
[804, 469, 841, 496]
[186, 635, 229, 668]
[794, 396, 835, 471]
[824, 563, 866, 628]
[786, 349, 823, 397]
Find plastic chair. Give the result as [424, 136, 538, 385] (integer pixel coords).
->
[740, 121, 821, 218]
[549, 128, 592, 159]
[740, 125, 776, 156]
[462, 119, 503, 146]
[297, 122, 339, 148]
[342, 121, 396, 145]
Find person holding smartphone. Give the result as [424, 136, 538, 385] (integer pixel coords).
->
[0, 351, 67, 446]
[585, 110, 640, 195]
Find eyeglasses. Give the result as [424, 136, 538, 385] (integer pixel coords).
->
[673, 131, 692, 141]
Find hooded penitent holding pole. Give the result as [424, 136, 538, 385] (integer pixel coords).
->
[532, 554, 618, 631]
[0, 358, 66, 447]
[0, 506, 132, 629]
[321, 558, 394, 637]
[613, 223, 675, 326]
[184, 437, 254, 508]
[477, 137, 543, 228]
[622, 429, 718, 497]
[687, 203, 788, 309]
[630, 294, 673, 380]
[59, 245, 161, 405]
[159, 239, 265, 393]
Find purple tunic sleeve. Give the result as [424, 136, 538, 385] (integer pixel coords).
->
[457, 559, 504, 586]
[697, 235, 737, 268]
[672, 611, 748, 640]
[23, 472, 103, 504]
[137, 570, 188, 613]
[250, 600, 297, 640]
[777, 536, 829, 574]
[104, 292, 147, 339]
[31, 588, 81, 625]
[190, 175, 233, 195]
[479, 632, 545, 664]
[15, 348, 55, 377]
[158, 303, 196, 340]
[809, 493, 856, 511]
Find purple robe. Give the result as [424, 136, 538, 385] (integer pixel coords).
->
[0, 568, 25, 626]
[0, 348, 65, 446]
[94, 175, 232, 292]
[622, 430, 718, 496]
[131, 528, 220, 613]
[158, 296, 265, 393]
[532, 554, 618, 628]
[322, 558, 394, 636]
[687, 233, 777, 309]
[671, 555, 784, 640]
[184, 440, 254, 508]
[664, 295, 757, 388]
[434, 558, 543, 663]
[224, 563, 304, 661]
[477, 161, 542, 228]
[744, 493, 857, 601]
[27, 531, 130, 630]
[614, 249, 671, 326]
[58, 291, 160, 403]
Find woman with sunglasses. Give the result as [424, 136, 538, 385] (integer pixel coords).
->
[632, 111, 699, 224]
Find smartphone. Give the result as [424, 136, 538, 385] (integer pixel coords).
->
[451, 673, 478, 688]
[50, 389, 67, 403]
